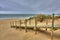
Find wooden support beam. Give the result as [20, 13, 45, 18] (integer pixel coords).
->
[15, 20, 18, 29]
[35, 17, 37, 34]
[29, 19, 31, 25]
[24, 19, 27, 32]
[46, 16, 48, 31]
[12, 21, 15, 28]
[51, 13, 54, 40]
[15, 21, 17, 26]
[19, 20, 21, 30]
[13, 21, 14, 26]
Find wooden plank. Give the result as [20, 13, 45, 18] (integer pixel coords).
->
[11, 25, 60, 28]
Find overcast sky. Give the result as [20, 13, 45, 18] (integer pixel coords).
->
[0, 0, 60, 14]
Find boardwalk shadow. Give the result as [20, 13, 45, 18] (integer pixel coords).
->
[37, 29, 51, 36]
[37, 29, 60, 39]
[11, 26, 60, 39]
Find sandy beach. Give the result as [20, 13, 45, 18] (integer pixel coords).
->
[0, 19, 60, 40]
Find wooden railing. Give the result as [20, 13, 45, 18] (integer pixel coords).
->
[10, 13, 60, 40]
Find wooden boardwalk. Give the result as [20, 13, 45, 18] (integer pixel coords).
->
[10, 14, 60, 40]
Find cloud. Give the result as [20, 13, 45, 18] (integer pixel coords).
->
[0, 0, 60, 14]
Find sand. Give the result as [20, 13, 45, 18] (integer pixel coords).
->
[0, 19, 60, 40]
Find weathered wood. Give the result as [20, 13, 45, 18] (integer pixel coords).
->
[13, 21, 14, 26]
[35, 17, 37, 34]
[29, 19, 31, 25]
[46, 16, 48, 31]
[11, 26, 60, 28]
[24, 19, 27, 32]
[10, 14, 60, 40]
[12, 21, 16, 28]
[15, 21, 18, 29]
[15, 21, 17, 26]
[51, 13, 54, 40]
[19, 20, 21, 30]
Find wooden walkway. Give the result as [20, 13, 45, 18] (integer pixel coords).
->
[10, 14, 60, 40]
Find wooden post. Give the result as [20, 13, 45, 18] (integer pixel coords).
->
[51, 13, 54, 40]
[13, 21, 14, 26]
[15, 20, 17, 29]
[25, 19, 27, 32]
[19, 20, 21, 30]
[29, 19, 31, 25]
[13, 21, 15, 26]
[12, 21, 15, 28]
[15, 21, 17, 26]
[46, 16, 48, 31]
[35, 17, 37, 34]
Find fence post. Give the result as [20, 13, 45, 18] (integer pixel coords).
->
[12, 21, 14, 26]
[46, 16, 48, 31]
[29, 19, 31, 25]
[35, 17, 37, 34]
[19, 20, 21, 30]
[25, 19, 27, 32]
[15, 20, 17, 29]
[12, 21, 14, 28]
[51, 13, 54, 40]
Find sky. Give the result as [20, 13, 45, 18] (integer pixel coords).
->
[0, 0, 60, 14]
